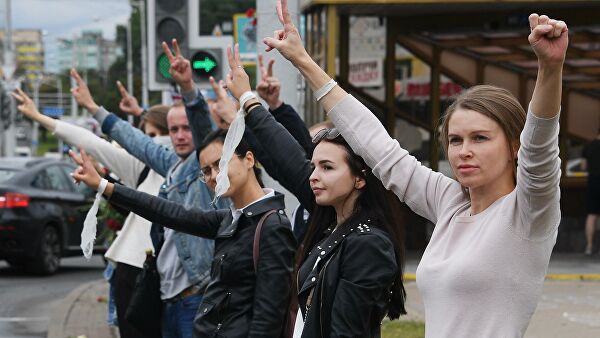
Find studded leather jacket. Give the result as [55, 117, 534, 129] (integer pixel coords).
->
[244, 105, 399, 337]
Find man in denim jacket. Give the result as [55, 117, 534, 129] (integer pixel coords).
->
[69, 60, 227, 337]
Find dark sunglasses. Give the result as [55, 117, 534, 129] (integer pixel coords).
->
[312, 128, 341, 144]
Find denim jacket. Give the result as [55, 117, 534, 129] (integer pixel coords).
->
[94, 90, 229, 289]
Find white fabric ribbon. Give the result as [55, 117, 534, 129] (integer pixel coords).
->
[81, 178, 108, 259]
[213, 91, 256, 203]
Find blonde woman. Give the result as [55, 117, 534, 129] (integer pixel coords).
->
[265, 3, 566, 336]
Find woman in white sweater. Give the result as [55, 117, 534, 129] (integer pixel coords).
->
[12, 88, 169, 338]
[265, 4, 566, 337]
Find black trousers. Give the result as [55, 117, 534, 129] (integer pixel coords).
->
[114, 262, 161, 338]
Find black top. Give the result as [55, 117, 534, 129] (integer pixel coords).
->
[109, 185, 296, 338]
[583, 139, 600, 176]
[245, 105, 399, 337]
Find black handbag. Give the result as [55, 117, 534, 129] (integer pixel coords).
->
[125, 248, 163, 337]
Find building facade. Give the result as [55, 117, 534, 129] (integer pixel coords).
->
[0, 29, 44, 80]
[56, 30, 122, 75]
[299, 0, 600, 251]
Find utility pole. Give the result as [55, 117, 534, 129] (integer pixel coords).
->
[1, 0, 17, 157]
[31, 74, 43, 155]
[126, 8, 134, 124]
[139, 0, 149, 109]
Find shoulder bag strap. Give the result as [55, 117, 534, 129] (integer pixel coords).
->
[253, 209, 278, 272]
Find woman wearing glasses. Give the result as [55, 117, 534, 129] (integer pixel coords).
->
[219, 45, 407, 338]
[70, 129, 296, 338]
[265, 2, 566, 336]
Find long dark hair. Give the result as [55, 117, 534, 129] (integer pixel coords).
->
[197, 129, 264, 188]
[299, 134, 407, 318]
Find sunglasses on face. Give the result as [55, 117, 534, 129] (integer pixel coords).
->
[312, 128, 341, 144]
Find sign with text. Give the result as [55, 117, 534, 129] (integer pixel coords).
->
[349, 58, 383, 88]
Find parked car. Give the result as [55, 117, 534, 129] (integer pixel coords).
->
[0, 157, 105, 275]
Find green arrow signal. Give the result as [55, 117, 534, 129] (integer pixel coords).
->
[193, 57, 217, 73]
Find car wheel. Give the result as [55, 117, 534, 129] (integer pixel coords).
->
[29, 226, 61, 275]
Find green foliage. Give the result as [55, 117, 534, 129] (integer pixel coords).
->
[382, 320, 425, 338]
[199, 0, 255, 35]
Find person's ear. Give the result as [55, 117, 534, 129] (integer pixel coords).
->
[511, 141, 520, 160]
[245, 151, 255, 169]
[354, 176, 366, 190]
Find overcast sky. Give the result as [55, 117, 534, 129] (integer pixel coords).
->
[2, 0, 131, 72]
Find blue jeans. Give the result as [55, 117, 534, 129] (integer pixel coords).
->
[102, 263, 118, 327]
[162, 293, 202, 338]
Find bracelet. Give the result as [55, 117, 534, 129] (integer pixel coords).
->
[239, 91, 256, 107]
[314, 79, 337, 101]
[97, 178, 108, 195]
[244, 102, 262, 115]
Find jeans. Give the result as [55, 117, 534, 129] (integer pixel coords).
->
[102, 263, 118, 327]
[162, 293, 202, 338]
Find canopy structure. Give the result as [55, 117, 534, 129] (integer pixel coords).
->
[300, 0, 600, 249]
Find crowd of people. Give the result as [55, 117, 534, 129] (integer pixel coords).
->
[11, 1, 569, 337]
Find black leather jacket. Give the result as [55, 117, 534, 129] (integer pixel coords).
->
[244, 106, 399, 337]
[109, 184, 296, 338]
[297, 212, 397, 338]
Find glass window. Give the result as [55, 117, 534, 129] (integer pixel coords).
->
[0, 169, 16, 183]
[43, 166, 73, 192]
[32, 170, 50, 189]
[60, 164, 95, 196]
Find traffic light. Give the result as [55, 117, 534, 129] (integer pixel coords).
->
[148, 1, 233, 90]
[147, 0, 189, 90]
[188, 36, 233, 88]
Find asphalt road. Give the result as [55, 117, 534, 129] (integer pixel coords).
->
[0, 255, 105, 338]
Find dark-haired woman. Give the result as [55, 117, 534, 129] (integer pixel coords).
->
[265, 3, 567, 337]
[220, 44, 407, 337]
[70, 130, 296, 338]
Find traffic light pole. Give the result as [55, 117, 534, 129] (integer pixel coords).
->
[139, 0, 149, 109]
[127, 11, 134, 124]
[2, 0, 16, 157]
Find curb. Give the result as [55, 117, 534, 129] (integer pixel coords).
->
[47, 279, 110, 338]
[403, 273, 600, 282]
[545, 274, 600, 281]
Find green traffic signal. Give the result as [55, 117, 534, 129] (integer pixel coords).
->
[157, 53, 172, 80]
[191, 51, 218, 78]
[193, 57, 217, 73]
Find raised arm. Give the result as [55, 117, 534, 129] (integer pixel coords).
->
[263, 0, 346, 112]
[516, 14, 567, 239]
[262, 2, 461, 221]
[11, 88, 147, 186]
[11, 88, 57, 131]
[71, 149, 225, 238]
[69, 69, 178, 176]
[162, 39, 214, 147]
[528, 14, 567, 119]
[223, 44, 316, 212]
[257, 54, 313, 158]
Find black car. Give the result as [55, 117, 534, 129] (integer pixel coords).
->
[0, 157, 105, 275]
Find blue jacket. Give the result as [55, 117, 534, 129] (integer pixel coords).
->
[94, 91, 229, 289]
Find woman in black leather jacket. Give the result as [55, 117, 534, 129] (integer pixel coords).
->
[71, 132, 295, 338]
[220, 44, 408, 337]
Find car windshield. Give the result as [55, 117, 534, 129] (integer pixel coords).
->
[0, 169, 16, 183]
